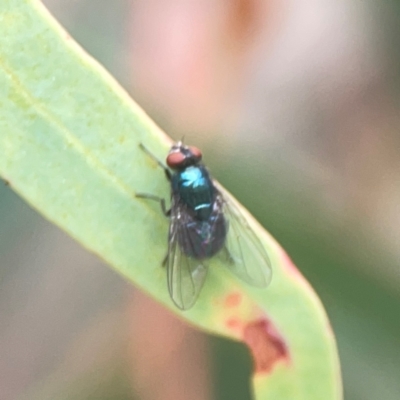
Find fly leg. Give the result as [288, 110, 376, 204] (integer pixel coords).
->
[135, 193, 171, 216]
[139, 143, 172, 181]
[221, 246, 235, 265]
[135, 193, 170, 268]
[136, 143, 171, 214]
[137, 143, 172, 266]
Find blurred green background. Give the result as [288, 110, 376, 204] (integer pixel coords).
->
[1, 0, 400, 399]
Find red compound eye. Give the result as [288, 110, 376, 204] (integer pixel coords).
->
[166, 151, 185, 168]
[189, 146, 202, 159]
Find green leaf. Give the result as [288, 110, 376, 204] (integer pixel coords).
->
[0, 1, 342, 398]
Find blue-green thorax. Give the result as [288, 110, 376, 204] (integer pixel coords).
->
[171, 165, 215, 220]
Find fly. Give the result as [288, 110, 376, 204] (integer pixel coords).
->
[137, 142, 272, 310]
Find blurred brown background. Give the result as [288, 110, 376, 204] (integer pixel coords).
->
[1, 0, 400, 399]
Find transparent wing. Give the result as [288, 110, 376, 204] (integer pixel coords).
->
[167, 203, 208, 310]
[216, 189, 272, 288]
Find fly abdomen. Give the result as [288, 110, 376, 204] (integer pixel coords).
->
[178, 212, 227, 260]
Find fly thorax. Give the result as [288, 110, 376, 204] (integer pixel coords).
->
[172, 165, 215, 220]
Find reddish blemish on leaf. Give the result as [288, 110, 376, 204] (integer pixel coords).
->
[224, 292, 242, 308]
[243, 319, 288, 374]
[226, 318, 241, 330]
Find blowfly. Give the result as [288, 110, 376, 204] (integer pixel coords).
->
[137, 142, 272, 310]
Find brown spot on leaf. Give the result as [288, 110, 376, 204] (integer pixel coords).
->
[243, 319, 288, 374]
